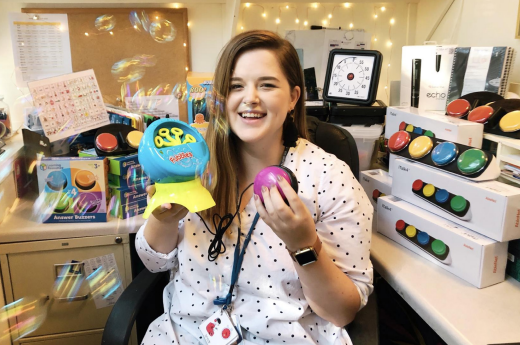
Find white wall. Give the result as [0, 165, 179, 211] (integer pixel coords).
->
[0, 1, 226, 108]
[236, 1, 415, 104]
[416, 0, 520, 83]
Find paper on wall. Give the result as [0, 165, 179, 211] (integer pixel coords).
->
[125, 95, 180, 120]
[8, 13, 73, 88]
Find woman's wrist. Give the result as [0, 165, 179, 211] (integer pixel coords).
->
[284, 234, 319, 252]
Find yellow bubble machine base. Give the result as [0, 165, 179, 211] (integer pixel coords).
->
[142, 178, 216, 219]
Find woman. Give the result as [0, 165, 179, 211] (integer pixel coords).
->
[137, 30, 373, 345]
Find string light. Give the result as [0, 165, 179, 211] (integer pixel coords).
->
[344, 3, 350, 8]
[245, 3, 250, 7]
[313, 3, 318, 8]
[295, 18, 299, 23]
[322, 20, 327, 25]
[187, 22, 190, 27]
[174, 4, 179, 8]
[328, 14, 332, 18]
[185, 67, 189, 71]
[275, 18, 280, 24]
[388, 63, 391, 67]
[390, 18, 395, 24]
[183, 43, 186, 47]
[349, 23, 353, 28]
[133, 25, 137, 29]
[84, 32, 89, 36]
[381, 6, 386, 11]
[241, 26, 244, 30]
[304, 20, 308, 26]
[32, 15, 39, 20]
[155, 16, 159, 19]
[387, 41, 393, 46]
[262, 13, 266, 17]
[109, 31, 113, 35]
[286, 5, 289, 9]
[374, 38, 378, 41]
[374, 14, 378, 18]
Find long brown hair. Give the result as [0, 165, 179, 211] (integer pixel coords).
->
[201, 30, 308, 222]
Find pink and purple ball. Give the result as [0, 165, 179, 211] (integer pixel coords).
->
[254, 166, 298, 204]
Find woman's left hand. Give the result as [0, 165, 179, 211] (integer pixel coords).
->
[254, 175, 317, 251]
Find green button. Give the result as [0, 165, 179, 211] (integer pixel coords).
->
[450, 195, 467, 212]
[424, 130, 434, 137]
[457, 149, 487, 175]
[55, 195, 70, 212]
[431, 239, 447, 255]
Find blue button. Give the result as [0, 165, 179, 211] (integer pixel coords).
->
[413, 127, 423, 134]
[417, 231, 430, 245]
[431, 142, 458, 166]
[435, 189, 450, 203]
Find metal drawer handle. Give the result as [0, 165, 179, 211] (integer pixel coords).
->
[54, 294, 89, 302]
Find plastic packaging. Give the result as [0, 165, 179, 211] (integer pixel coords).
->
[340, 124, 383, 172]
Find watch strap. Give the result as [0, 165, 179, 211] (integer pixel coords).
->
[287, 236, 322, 262]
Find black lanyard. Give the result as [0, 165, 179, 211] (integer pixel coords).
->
[213, 146, 289, 310]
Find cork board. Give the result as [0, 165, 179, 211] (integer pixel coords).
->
[22, 8, 189, 122]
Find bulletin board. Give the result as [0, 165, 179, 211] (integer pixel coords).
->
[22, 8, 190, 122]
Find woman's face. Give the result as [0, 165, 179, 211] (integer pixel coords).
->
[226, 49, 300, 146]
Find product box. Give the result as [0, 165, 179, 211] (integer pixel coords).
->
[110, 198, 148, 219]
[360, 169, 393, 210]
[392, 158, 520, 242]
[109, 184, 148, 205]
[79, 149, 141, 176]
[400, 45, 456, 111]
[386, 106, 484, 148]
[36, 157, 108, 223]
[506, 239, 520, 282]
[378, 195, 508, 288]
[108, 170, 151, 189]
[187, 72, 214, 136]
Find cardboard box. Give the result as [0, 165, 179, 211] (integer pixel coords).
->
[109, 184, 148, 205]
[506, 239, 520, 282]
[36, 157, 108, 223]
[392, 158, 520, 242]
[360, 169, 393, 210]
[79, 149, 141, 176]
[386, 106, 484, 148]
[377, 195, 508, 288]
[400, 45, 456, 111]
[108, 170, 151, 189]
[187, 72, 213, 136]
[110, 198, 148, 219]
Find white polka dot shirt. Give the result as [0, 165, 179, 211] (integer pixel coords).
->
[136, 138, 374, 345]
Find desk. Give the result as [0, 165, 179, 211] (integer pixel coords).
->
[371, 232, 520, 345]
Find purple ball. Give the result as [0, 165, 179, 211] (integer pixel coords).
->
[254, 166, 298, 203]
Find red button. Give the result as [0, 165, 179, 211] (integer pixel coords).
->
[222, 328, 231, 339]
[396, 220, 406, 231]
[468, 105, 494, 123]
[412, 179, 423, 191]
[446, 99, 470, 118]
[372, 189, 381, 200]
[399, 121, 406, 131]
[388, 131, 411, 153]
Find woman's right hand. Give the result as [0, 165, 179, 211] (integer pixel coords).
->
[147, 185, 189, 222]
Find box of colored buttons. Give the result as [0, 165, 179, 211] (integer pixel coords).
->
[392, 158, 520, 241]
[36, 157, 109, 223]
[386, 107, 484, 148]
[108, 168, 151, 189]
[506, 240, 520, 282]
[109, 184, 148, 205]
[109, 198, 148, 219]
[387, 130, 500, 181]
[377, 195, 508, 288]
[79, 149, 141, 177]
[360, 169, 393, 210]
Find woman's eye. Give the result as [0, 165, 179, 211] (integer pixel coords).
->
[261, 83, 276, 88]
[230, 84, 242, 90]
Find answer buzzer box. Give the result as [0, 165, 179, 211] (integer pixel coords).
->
[386, 106, 484, 148]
[36, 157, 108, 223]
[392, 158, 520, 242]
[187, 72, 214, 136]
[377, 195, 508, 288]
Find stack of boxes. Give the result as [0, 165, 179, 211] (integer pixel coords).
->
[362, 106, 520, 288]
[80, 149, 150, 219]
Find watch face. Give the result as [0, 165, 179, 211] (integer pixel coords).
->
[295, 248, 318, 266]
[327, 54, 375, 101]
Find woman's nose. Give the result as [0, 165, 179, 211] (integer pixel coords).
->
[243, 86, 259, 105]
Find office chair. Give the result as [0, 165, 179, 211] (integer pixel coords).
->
[102, 117, 378, 345]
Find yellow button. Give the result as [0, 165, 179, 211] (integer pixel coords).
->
[127, 130, 144, 149]
[408, 136, 433, 159]
[423, 184, 435, 197]
[405, 124, 414, 132]
[499, 111, 520, 132]
[406, 225, 417, 238]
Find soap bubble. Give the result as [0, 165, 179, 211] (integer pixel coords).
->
[86, 266, 123, 300]
[129, 11, 151, 33]
[172, 83, 188, 103]
[135, 54, 157, 67]
[149, 19, 176, 43]
[95, 15, 116, 31]
[111, 58, 146, 83]
[13, 93, 39, 135]
[52, 261, 86, 302]
[0, 296, 47, 341]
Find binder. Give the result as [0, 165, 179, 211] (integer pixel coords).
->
[447, 47, 515, 105]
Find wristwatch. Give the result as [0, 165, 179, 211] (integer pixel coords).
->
[287, 236, 322, 266]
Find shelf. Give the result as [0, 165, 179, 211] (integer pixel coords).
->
[498, 173, 520, 186]
[484, 133, 520, 150]
[498, 154, 520, 167]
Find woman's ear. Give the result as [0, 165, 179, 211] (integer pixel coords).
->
[290, 86, 301, 109]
